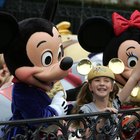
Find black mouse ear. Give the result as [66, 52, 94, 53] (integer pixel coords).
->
[41, 0, 59, 21]
[78, 17, 114, 53]
[0, 11, 18, 53]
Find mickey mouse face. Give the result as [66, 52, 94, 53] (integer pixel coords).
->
[0, 12, 73, 91]
[14, 21, 73, 91]
[26, 27, 63, 67]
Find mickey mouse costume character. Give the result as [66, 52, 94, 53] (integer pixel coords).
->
[0, 0, 73, 139]
[78, 10, 140, 140]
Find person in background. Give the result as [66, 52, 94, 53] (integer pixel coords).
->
[0, 54, 13, 137]
[0, 54, 13, 89]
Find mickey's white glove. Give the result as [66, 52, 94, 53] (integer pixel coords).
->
[49, 91, 68, 116]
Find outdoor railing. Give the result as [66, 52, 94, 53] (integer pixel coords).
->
[0, 108, 140, 140]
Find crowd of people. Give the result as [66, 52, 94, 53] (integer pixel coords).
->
[0, 3, 140, 139]
[0, 52, 140, 139]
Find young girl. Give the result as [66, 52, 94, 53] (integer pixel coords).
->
[71, 63, 140, 139]
[73, 66, 119, 114]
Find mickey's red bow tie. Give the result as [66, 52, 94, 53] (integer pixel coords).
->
[112, 10, 140, 36]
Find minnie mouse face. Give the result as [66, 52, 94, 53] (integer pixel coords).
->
[117, 40, 140, 81]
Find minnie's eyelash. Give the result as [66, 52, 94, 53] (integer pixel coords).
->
[126, 51, 134, 57]
[126, 51, 138, 60]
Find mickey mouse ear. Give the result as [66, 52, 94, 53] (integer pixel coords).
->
[41, 0, 58, 22]
[0, 12, 18, 52]
[78, 17, 114, 53]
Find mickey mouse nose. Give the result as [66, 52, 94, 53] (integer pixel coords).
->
[60, 57, 73, 70]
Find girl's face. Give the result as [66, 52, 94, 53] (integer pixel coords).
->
[89, 77, 113, 98]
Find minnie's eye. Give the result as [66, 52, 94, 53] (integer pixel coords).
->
[42, 51, 52, 66]
[127, 56, 138, 68]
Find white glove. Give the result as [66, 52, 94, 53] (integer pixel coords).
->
[49, 91, 68, 116]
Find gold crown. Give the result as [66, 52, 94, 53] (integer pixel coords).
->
[87, 66, 115, 81]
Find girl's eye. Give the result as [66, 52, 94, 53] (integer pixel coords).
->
[41, 51, 52, 66]
[105, 80, 110, 82]
[94, 79, 100, 82]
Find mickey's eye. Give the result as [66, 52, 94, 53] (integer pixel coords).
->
[42, 51, 52, 66]
[127, 56, 138, 68]
[58, 45, 64, 61]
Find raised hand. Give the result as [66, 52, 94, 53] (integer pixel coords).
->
[49, 91, 68, 116]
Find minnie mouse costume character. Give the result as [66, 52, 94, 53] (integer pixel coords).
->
[0, 0, 73, 138]
[78, 10, 140, 105]
[78, 10, 140, 140]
